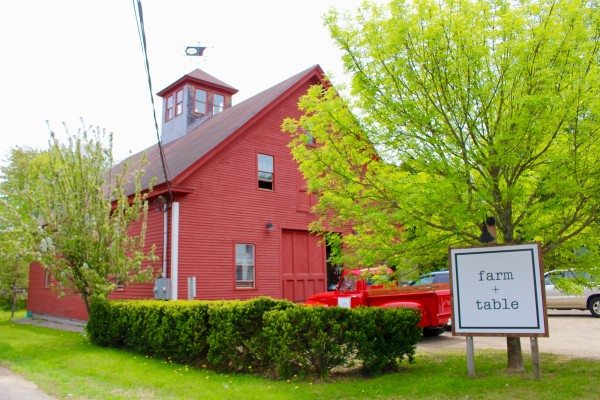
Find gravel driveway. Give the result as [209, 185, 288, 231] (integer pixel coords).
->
[418, 309, 600, 359]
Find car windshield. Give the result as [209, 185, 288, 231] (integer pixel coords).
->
[545, 270, 594, 286]
[338, 277, 357, 292]
[409, 271, 448, 286]
[410, 275, 435, 286]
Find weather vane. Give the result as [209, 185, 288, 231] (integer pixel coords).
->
[184, 44, 207, 68]
[185, 45, 206, 57]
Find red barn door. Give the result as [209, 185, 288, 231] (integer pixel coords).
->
[282, 230, 326, 302]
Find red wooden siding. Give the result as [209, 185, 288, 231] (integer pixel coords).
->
[174, 77, 324, 301]
[26, 73, 330, 320]
[26, 205, 166, 321]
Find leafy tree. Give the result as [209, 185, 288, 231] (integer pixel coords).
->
[0, 148, 47, 317]
[2, 125, 156, 314]
[284, 0, 599, 372]
[0, 238, 30, 317]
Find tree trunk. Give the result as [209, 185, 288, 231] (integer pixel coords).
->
[82, 292, 91, 316]
[507, 337, 525, 372]
[10, 282, 17, 319]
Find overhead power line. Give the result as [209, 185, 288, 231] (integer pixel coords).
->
[132, 0, 173, 202]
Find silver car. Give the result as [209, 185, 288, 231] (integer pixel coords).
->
[544, 270, 600, 317]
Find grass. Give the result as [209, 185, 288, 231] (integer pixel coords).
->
[1, 310, 599, 400]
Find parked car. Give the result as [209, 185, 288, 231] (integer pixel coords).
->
[407, 270, 449, 286]
[544, 270, 600, 317]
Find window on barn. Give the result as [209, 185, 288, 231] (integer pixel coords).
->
[258, 154, 274, 190]
[165, 94, 174, 121]
[175, 89, 184, 116]
[305, 130, 316, 146]
[195, 89, 207, 114]
[236, 244, 255, 289]
[213, 94, 225, 114]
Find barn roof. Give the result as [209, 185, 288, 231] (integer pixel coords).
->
[115, 64, 324, 196]
[156, 68, 239, 96]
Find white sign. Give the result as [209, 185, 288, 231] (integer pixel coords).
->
[450, 243, 548, 336]
[337, 297, 351, 308]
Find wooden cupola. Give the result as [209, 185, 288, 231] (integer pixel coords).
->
[157, 69, 238, 144]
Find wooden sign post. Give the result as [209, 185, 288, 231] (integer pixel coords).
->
[449, 243, 549, 380]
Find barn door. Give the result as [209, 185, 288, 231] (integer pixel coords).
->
[281, 230, 326, 302]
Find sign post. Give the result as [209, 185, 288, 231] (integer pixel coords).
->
[449, 243, 548, 379]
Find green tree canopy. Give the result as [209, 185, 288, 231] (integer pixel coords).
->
[0, 148, 48, 317]
[285, 0, 600, 275]
[1, 126, 156, 314]
[284, 0, 599, 372]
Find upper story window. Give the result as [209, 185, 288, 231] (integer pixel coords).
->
[305, 130, 316, 146]
[213, 94, 224, 114]
[175, 89, 184, 116]
[258, 154, 274, 190]
[195, 89, 207, 114]
[236, 243, 255, 289]
[166, 95, 174, 121]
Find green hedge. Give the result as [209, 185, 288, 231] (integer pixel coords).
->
[207, 297, 294, 372]
[87, 299, 215, 364]
[88, 298, 421, 378]
[349, 307, 422, 374]
[263, 305, 355, 378]
[263, 306, 421, 378]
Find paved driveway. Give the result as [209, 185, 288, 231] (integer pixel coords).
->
[0, 367, 54, 400]
[418, 310, 600, 359]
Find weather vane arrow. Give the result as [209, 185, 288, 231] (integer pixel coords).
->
[185, 46, 206, 56]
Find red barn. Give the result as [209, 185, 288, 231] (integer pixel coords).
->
[27, 65, 337, 322]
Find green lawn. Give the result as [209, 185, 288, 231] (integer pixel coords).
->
[0, 311, 598, 399]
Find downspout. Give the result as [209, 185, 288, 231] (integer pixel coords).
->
[161, 203, 168, 278]
[170, 201, 180, 300]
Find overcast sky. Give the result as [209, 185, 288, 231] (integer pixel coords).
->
[0, 0, 382, 164]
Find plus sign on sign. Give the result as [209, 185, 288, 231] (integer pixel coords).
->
[449, 243, 548, 336]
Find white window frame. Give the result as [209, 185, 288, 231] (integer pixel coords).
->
[258, 153, 274, 190]
[175, 89, 184, 116]
[235, 243, 255, 289]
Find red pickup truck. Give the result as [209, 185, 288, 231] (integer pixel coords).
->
[306, 268, 452, 336]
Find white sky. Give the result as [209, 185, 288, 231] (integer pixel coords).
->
[0, 0, 380, 164]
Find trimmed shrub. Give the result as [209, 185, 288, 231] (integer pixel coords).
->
[88, 298, 422, 379]
[206, 297, 293, 372]
[88, 299, 213, 365]
[87, 299, 129, 347]
[263, 306, 354, 378]
[350, 307, 421, 374]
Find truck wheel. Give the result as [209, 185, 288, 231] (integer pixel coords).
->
[422, 327, 445, 337]
[589, 296, 600, 318]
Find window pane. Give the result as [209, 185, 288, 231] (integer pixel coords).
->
[236, 265, 254, 281]
[236, 244, 254, 265]
[258, 171, 273, 181]
[213, 94, 224, 114]
[195, 89, 207, 114]
[195, 89, 206, 101]
[176, 89, 183, 102]
[258, 180, 273, 190]
[258, 154, 273, 173]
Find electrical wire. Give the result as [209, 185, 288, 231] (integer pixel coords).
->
[132, 0, 173, 203]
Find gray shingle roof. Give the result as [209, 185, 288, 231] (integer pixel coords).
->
[156, 68, 238, 96]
